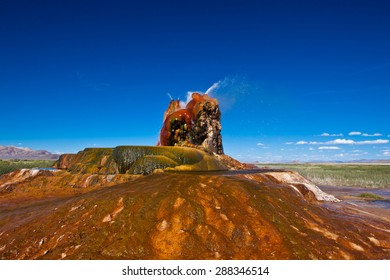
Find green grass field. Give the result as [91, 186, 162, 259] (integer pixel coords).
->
[258, 163, 390, 188]
[0, 159, 56, 176]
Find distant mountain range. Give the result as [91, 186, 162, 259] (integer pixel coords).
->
[0, 146, 60, 160]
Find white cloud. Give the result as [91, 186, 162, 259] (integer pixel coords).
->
[296, 141, 320, 145]
[285, 142, 294, 145]
[350, 151, 369, 156]
[357, 139, 389, 145]
[296, 138, 389, 145]
[348, 131, 382, 137]
[349, 131, 362, 136]
[330, 139, 355, 144]
[383, 151, 390, 156]
[309, 147, 314, 151]
[362, 133, 382, 137]
[256, 142, 264, 146]
[318, 146, 341, 150]
[321, 133, 343, 137]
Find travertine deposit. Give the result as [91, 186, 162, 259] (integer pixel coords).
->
[0, 94, 389, 260]
[0, 169, 389, 260]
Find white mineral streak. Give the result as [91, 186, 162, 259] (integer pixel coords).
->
[0, 169, 52, 190]
[265, 171, 340, 202]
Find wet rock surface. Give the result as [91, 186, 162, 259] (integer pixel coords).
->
[159, 93, 224, 154]
[112, 146, 227, 174]
[0, 169, 137, 206]
[55, 146, 229, 175]
[320, 185, 390, 220]
[0, 170, 389, 260]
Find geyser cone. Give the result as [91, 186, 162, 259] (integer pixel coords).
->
[159, 92, 224, 155]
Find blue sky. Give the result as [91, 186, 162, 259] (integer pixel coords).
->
[1, 0, 389, 162]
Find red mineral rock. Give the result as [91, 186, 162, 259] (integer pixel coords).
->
[158, 92, 224, 155]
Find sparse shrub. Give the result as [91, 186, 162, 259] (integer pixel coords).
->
[358, 193, 383, 200]
[0, 160, 56, 175]
[258, 164, 390, 188]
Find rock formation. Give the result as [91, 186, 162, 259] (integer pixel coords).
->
[0, 93, 389, 260]
[54, 146, 228, 175]
[159, 93, 224, 155]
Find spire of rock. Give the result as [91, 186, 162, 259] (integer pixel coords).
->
[158, 92, 224, 154]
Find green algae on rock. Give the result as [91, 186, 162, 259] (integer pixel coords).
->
[128, 155, 178, 175]
[54, 148, 117, 174]
[55, 146, 228, 175]
[113, 146, 227, 174]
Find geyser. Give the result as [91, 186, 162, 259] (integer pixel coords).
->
[158, 92, 224, 155]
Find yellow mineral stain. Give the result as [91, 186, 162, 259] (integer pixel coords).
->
[220, 213, 228, 221]
[101, 197, 124, 223]
[368, 237, 380, 246]
[339, 250, 352, 260]
[157, 220, 169, 231]
[173, 197, 185, 209]
[290, 225, 308, 237]
[349, 242, 365, 252]
[102, 214, 112, 223]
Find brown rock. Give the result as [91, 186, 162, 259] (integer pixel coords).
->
[0, 171, 389, 260]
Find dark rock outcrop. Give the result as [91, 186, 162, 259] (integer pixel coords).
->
[159, 93, 224, 155]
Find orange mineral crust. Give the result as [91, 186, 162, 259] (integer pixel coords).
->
[0, 169, 389, 260]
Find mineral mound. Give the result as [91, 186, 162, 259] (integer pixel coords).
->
[54, 146, 229, 175]
[0, 169, 389, 260]
[0, 94, 389, 260]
